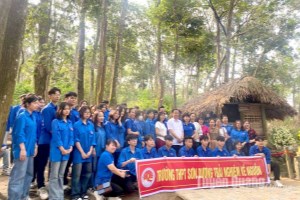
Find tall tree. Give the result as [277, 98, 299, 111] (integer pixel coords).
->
[0, 0, 12, 60]
[0, 0, 28, 144]
[109, 0, 128, 105]
[96, 0, 108, 104]
[34, 0, 52, 98]
[77, 0, 87, 101]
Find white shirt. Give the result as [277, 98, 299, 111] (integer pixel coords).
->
[193, 122, 202, 142]
[155, 121, 167, 141]
[167, 118, 184, 145]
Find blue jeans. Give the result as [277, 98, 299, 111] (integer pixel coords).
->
[49, 161, 68, 200]
[8, 157, 34, 200]
[0, 148, 9, 169]
[71, 162, 92, 198]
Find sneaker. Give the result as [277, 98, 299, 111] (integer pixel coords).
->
[82, 194, 89, 200]
[108, 197, 122, 200]
[38, 187, 49, 200]
[274, 180, 283, 188]
[92, 191, 105, 200]
[2, 168, 11, 176]
[63, 184, 70, 190]
[30, 182, 37, 189]
[72, 198, 83, 200]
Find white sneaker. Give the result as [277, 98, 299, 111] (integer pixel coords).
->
[108, 197, 122, 200]
[63, 184, 70, 190]
[274, 180, 283, 188]
[38, 187, 49, 200]
[30, 182, 37, 189]
[2, 168, 11, 176]
[93, 191, 105, 200]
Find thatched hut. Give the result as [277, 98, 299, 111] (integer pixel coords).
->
[181, 76, 297, 136]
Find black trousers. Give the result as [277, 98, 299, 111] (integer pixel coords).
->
[36, 144, 50, 188]
[271, 161, 281, 181]
[64, 150, 74, 185]
[103, 182, 124, 197]
[111, 173, 137, 193]
[172, 145, 181, 156]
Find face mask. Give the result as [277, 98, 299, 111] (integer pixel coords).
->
[138, 116, 144, 121]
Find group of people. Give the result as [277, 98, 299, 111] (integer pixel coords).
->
[2, 87, 283, 200]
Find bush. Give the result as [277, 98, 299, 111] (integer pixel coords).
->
[269, 125, 297, 149]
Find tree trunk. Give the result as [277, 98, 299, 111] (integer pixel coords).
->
[172, 31, 179, 109]
[0, 0, 12, 61]
[90, 5, 101, 105]
[34, 0, 51, 98]
[0, 0, 28, 145]
[77, 0, 87, 101]
[96, 0, 108, 104]
[155, 0, 164, 109]
[224, 0, 235, 82]
[109, 0, 128, 106]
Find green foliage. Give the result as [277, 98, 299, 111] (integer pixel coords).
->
[269, 122, 297, 149]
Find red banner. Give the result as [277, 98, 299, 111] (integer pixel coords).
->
[136, 156, 270, 198]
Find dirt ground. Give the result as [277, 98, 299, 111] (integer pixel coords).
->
[0, 175, 300, 200]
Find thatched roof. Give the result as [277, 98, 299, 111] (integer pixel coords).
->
[181, 76, 297, 120]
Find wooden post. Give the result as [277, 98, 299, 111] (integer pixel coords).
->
[285, 147, 294, 179]
[261, 105, 267, 138]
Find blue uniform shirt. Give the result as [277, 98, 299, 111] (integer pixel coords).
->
[230, 128, 249, 143]
[94, 125, 106, 157]
[12, 110, 37, 159]
[125, 118, 143, 148]
[183, 122, 195, 137]
[104, 121, 126, 150]
[33, 111, 42, 143]
[230, 150, 245, 156]
[118, 147, 143, 176]
[157, 146, 177, 157]
[179, 146, 196, 157]
[212, 147, 230, 157]
[197, 145, 212, 157]
[222, 124, 233, 135]
[70, 108, 80, 124]
[249, 145, 271, 164]
[104, 110, 110, 121]
[144, 118, 156, 140]
[73, 119, 96, 164]
[39, 102, 57, 144]
[142, 147, 158, 159]
[50, 119, 74, 162]
[95, 151, 114, 186]
[7, 105, 22, 131]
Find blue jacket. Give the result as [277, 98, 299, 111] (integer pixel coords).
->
[118, 147, 143, 176]
[249, 145, 271, 164]
[179, 146, 196, 157]
[73, 119, 96, 164]
[142, 147, 158, 159]
[39, 102, 57, 144]
[70, 108, 80, 124]
[230, 128, 249, 143]
[212, 147, 230, 157]
[144, 118, 156, 139]
[230, 150, 245, 156]
[12, 110, 37, 159]
[183, 122, 195, 137]
[157, 146, 177, 157]
[125, 118, 143, 148]
[7, 105, 22, 131]
[50, 119, 74, 162]
[197, 145, 212, 157]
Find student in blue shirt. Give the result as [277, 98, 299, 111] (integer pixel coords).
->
[102, 100, 110, 121]
[249, 136, 283, 187]
[182, 113, 197, 139]
[142, 135, 158, 159]
[116, 134, 143, 193]
[212, 136, 229, 157]
[49, 102, 74, 200]
[94, 140, 127, 199]
[230, 120, 249, 155]
[197, 135, 212, 157]
[90, 111, 106, 189]
[124, 108, 143, 148]
[179, 136, 196, 157]
[72, 106, 96, 200]
[36, 87, 61, 200]
[144, 110, 156, 140]
[157, 135, 177, 157]
[230, 141, 245, 156]
[8, 94, 39, 200]
[104, 109, 126, 163]
[63, 91, 80, 188]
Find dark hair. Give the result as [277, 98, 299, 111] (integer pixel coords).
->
[171, 108, 180, 113]
[56, 102, 71, 119]
[79, 106, 91, 118]
[97, 103, 106, 110]
[146, 109, 154, 115]
[234, 141, 242, 147]
[182, 113, 190, 119]
[165, 135, 173, 141]
[93, 111, 104, 131]
[48, 87, 61, 95]
[106, 139, 117, 147]
[23, 94, 39, 108]
[200, 135, 209, 141]
[222, 115, 228, 119]
[37, 96, 44, 101]
[144, 134, 154, 142]
[102, 100, 109, 104]
[156, 112, 166, 122]
[216, 136, 225, 141]
[79, 100, 88, 106]
[108, 109, 119, 122]
[255, 136, 264, 141]
[19, 94, 27, 99]
[64, 92, 77, 99]
[126, 134, 138, 141]
[128, 108, 136, 114]
[184, 136, 193, 142]
[234, 120, 242, 129]
[159, 106, 165, 110]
